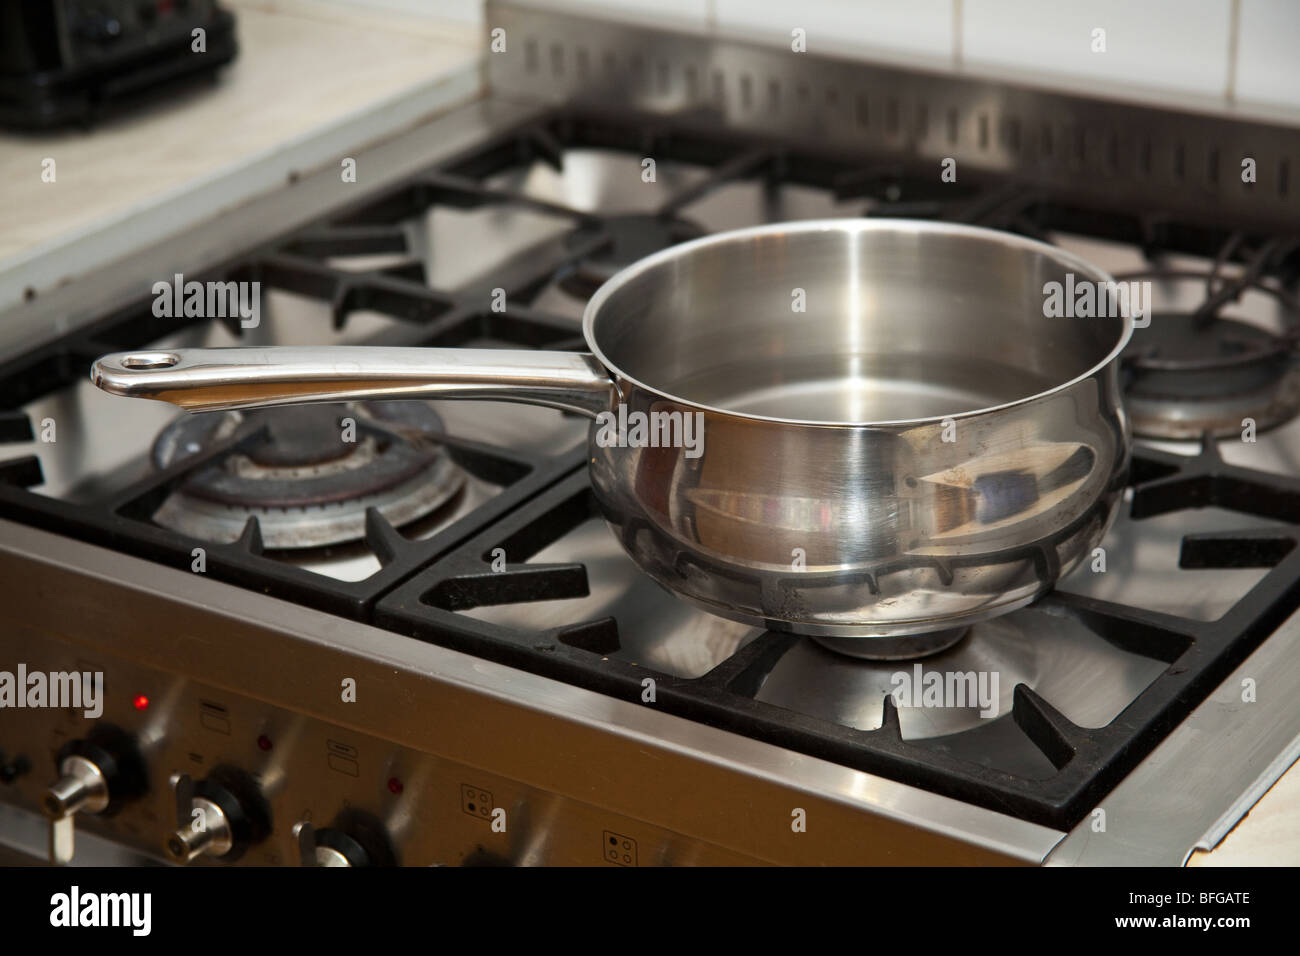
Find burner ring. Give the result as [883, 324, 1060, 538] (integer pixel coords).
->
[1113, 267, 1300, 438]
[150, 402, 466, 549]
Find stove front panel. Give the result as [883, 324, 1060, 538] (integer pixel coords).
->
[0, 519, 1050, 867]
[0, 628, 765, 867]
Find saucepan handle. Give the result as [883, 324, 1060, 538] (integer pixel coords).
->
[90, 347, 618, 418]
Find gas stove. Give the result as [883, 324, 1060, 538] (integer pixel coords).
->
[2, 1, 1300, 867]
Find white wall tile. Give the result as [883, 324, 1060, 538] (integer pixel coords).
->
[335, 0, 484, 25]
[1236, 0, 1300, 108]
[962, 0, 1231, 99]
[713, 0, 954, 61]
[511, 0, 711, 29]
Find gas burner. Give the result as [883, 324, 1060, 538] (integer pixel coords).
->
[150, 402, 465, 548]
[1122, 312, 1300, 439]
[759, 608, 1166, 741]
[558, 213, 705, 299]
[1116, 251, 1300, 439]
[811, 627, 971, 660]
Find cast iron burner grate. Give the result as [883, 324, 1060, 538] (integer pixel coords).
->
[4, 108, 1300, 829]
[0, 419, 580, 619]
[0, 209, 594, 616]
[374, 438, 1300, 830]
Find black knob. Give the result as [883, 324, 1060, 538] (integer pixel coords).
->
[166, 766, 271, 864]
[294, 810, 395, 867]
[49, 724, 147, 816]
[44, 724, 147, 864]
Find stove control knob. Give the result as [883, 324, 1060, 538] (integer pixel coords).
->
[165, 768, 270, 864]
[293, 812, 395, 867]
[42, 725, 147, 864]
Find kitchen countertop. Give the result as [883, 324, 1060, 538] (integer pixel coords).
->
[1190, 748, 1300, 866]
[0, 0, 481, 310]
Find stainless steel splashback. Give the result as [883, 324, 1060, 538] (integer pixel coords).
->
[486, 0, 1300, 231]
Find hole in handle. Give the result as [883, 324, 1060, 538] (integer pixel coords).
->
[119, 352, 181, 370]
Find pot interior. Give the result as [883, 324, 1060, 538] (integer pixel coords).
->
[587, 221, 1129, 424]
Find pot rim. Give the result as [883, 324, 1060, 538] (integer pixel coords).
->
[582, 218, 1135, 429]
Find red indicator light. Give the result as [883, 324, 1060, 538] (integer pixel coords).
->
[133, 695, 150, 711]
[387, 776, 403, 795]
[257, 734, 273, 752]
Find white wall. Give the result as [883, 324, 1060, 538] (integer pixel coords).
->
[478, 0, 1298, 114]
[328, 0, 484, 26]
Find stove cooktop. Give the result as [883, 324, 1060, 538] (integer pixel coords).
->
[3, 106, 1300, 845]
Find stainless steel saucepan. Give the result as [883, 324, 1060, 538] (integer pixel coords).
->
[92, 220, 1132, 658]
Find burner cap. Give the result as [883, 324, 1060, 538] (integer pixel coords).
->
[812, 627, 970, 660]
[1122, 313, 1300, 438]
[559, 213, 706, 298]
[151, 402, 465, 549]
